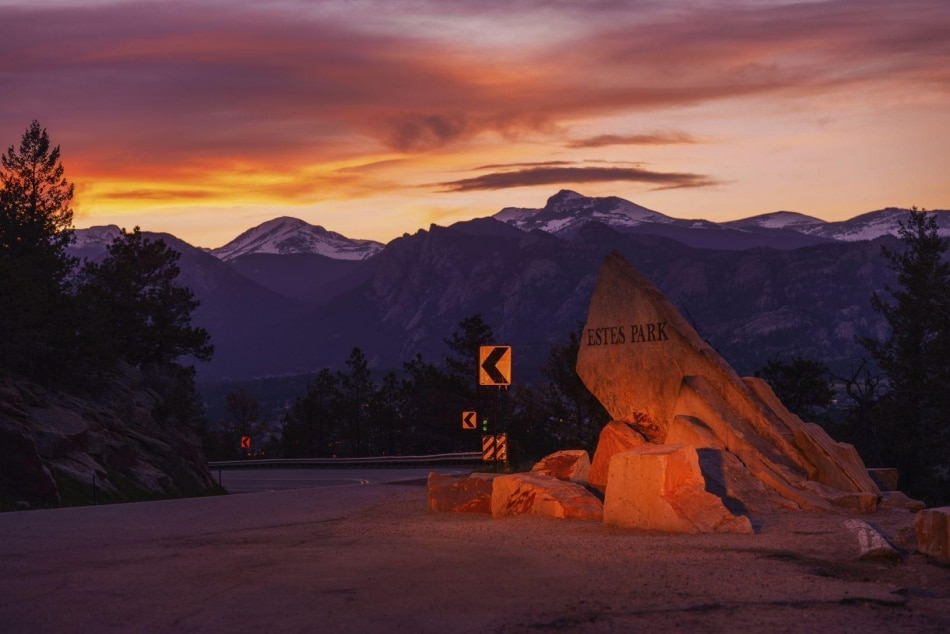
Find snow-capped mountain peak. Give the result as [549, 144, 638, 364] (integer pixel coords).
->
[211, 216, 384, 261]
[494, 189, 674, 236]
[71, 224, 122, 249]
[723, 211, 827, 231]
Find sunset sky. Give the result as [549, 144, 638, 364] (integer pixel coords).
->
[2, 0, 948, 248]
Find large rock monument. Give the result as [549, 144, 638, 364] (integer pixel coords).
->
[577, 251, 881, 529]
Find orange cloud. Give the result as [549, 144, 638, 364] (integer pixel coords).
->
[1, 0, 946, 244]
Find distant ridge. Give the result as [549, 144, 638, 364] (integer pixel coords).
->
[494, 190, 950, 249]
[211, 216, 384, 261]
[68, 191, 950, 381]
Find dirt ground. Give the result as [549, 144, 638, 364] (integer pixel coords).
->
[1, 480, 949, 633]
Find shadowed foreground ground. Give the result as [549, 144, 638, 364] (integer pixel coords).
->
[1, 477, 948, 633]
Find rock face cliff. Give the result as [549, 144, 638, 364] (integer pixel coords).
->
[0, 366, 217, 510]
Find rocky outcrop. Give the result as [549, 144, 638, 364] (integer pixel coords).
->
[588, 421, 648, 491]
[427, 472, 494, 514]
[915, 507, 950, 562]
[576, 252, 882, 531]
[0, 367, 217, 510]
[530, 449, 590, 483]
[491, 472, 603, 521]
[603, 444, 753, 534]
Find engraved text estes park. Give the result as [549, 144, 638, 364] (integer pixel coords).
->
[585, 321, 670, 346]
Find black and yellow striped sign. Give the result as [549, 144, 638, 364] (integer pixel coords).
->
[481, 433, 508, 462]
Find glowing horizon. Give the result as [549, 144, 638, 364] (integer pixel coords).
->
[2, 0, 948, 249]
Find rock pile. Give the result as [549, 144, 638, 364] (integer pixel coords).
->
[430, 253, 945, 560]
[575, 251, 882, 521]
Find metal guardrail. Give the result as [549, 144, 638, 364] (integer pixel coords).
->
[208, 452, 483, 469]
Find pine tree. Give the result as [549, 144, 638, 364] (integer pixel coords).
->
[0, 121, 76, 380]
[857, 208, 950, 503]
[78, 227, 213, 368]
[754, 355, 835, 424]
[338, 347, 374, 456]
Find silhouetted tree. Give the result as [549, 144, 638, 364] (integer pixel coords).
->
[78, 227, 213, 369]
[857, 208, 950, 504]
[755, 354, 835, 424]
[511, 329, 610, 464]
[0, 120, 76, 380]
[400, 353, 459, 453]
[444, 313, 495, 386]
[282, 369, 340, 458]
[369, 370, 406, 455]
[337, 347, 374, 456]
[224, 387, 262, 455]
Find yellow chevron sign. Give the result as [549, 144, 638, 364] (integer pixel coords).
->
[479, 345, 512, 386]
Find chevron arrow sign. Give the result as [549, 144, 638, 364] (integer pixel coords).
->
[479, 345, 512, 386]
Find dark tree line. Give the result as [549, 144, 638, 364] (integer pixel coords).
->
[0, 121, 211, 428]
[758, 209, 950, 505]
[276, 315, 610, 466]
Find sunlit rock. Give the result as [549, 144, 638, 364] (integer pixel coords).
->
[427, 472, 494, 514]
[588, 421, 648, 492]
[531, 449, 590, 484]
[577, 251, 881, 524]
[491, 472, 603, 521]
[915, 507, 950, 562]
[603, 444, 753, 534]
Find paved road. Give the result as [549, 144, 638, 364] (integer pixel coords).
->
[1, 473, 948, 633]
[216, 467, 464, 494]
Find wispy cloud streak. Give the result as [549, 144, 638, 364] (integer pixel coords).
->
[567, 132, 700, 149]
[438, 165, 719, 192]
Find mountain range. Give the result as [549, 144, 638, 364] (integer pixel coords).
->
[69, 190, 950, 383]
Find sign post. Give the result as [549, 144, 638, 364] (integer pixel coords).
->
[478, 345, 512, 469]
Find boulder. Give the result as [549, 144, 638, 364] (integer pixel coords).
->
[800, 480, 878, 513]
[588, 421, 648, 491]
[491, 472, 603, 521]
[531, 450, 590, 484]
[915, 507, 950, 562]
[427, 472, 494, 514]
[603, 444, 753, 534]
[844, 519, 900, 561]
[879, 490, 926, 512]
[867, 468, 900, 492]
[577, 252, 879, 513]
